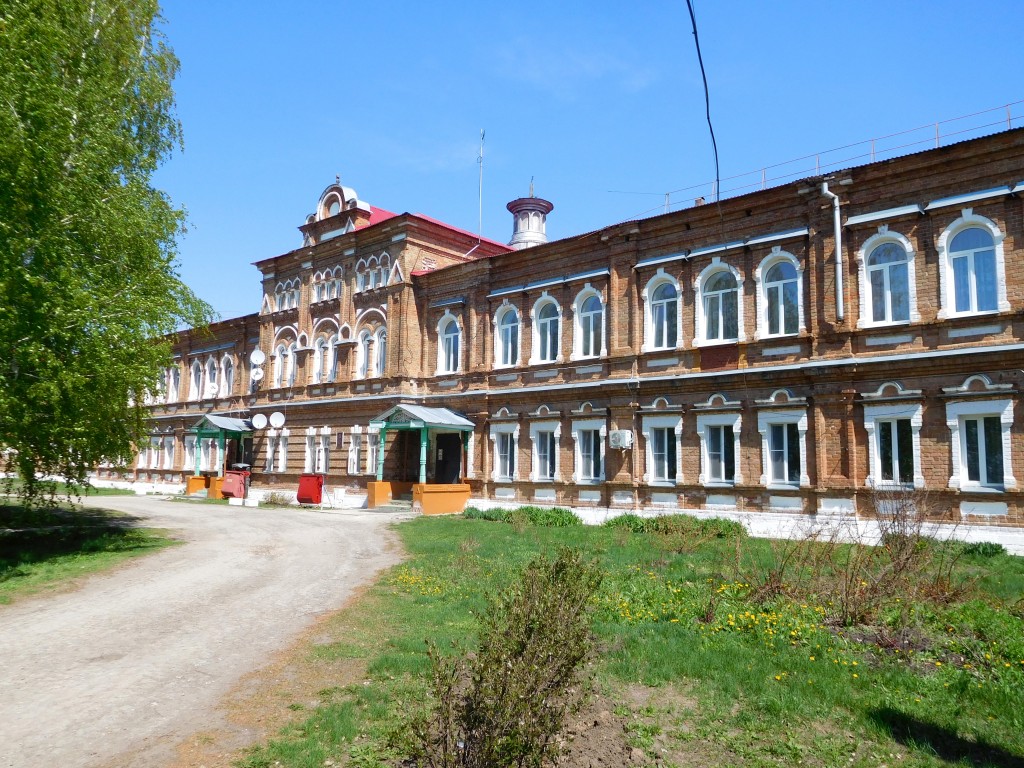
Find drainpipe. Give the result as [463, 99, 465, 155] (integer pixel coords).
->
[820, 182, 844, 323]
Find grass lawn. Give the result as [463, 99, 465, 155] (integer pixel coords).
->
[239, 510, 1024, 768]
[0, 503, 177, 605]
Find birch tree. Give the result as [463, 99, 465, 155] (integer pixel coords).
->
[0, 0, 211, 500]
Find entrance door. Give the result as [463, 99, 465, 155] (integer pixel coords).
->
[434, 434, 463, 485]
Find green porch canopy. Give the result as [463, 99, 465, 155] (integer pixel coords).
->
[188, 414, 254, 477]
[368, 404, 474, 483]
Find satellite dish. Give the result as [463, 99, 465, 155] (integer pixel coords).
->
[249, 349, 266, 365]
[250, 367, 264, 381]
[251, 413, 268, 429]
[269, 411, 286, 428]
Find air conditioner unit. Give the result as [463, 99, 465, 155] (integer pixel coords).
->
[609, 430, 633, 450]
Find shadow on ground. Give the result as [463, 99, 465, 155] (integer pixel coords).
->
[0, 504, 156, 585]
[869, 707, 1024, 768]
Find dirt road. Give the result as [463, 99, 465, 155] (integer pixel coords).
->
[0, 496, 408, 768]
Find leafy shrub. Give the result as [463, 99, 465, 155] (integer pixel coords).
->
[958, 540, 1007, 558]
[462, 506, 580, 528]
[603, 513, 746, 540]
[261, 491, 292, 507]
[413, 548, 602, 767]
[603, 513, 651, 534]
[462, 507, 507, 522]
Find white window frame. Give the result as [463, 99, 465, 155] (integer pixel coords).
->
[264, 430, 277, 472]
[754, 248, 803, 339]
[374, 328, 387, 377]
[571, 418, 606, 484]
[166, 366, 180, 402]
[696, 411, 743, 486]
[936, 210, 1009, 319]
[945, 398, 1015, 491]
[489, 422, 520, 483]
[530, 293, 562, 365]
[641, 268, 682, 352]
[436, 311, 462, 375]
[312, 338, 329, 384]
[365, 431, 379, 475]
[640, 414, 682, 486]
[190, 360, 203, 401]
[220, 355, 234, 396]
[855, 226, 920, 328]
[277, 429, 289, 472]
[356, 331, 371, 379]
[286, 342, 298, 387]
[272, 343, 286, 388]
[529, 420, 561, 482]
[694, 257, 744, 346]
[863, 403, 924, 489]
[183, 434, 196, 472]
[348, 426, 362, 475]
[162, 436, 175, 470]
[493, 301, 521, 368]
[756, 408, 809, 489]
[571, 285, 606, 360]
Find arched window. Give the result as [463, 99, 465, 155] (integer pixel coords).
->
[438, 316, 461, 374]
[166, 366, 180, 402]
[312, 338, 328, 383]
[701, 270, 739, 342]
[867, 241, 910, 324]
[286, 343, 297, 387]
[190, 360, 202, 401]
[644, 274, 679, 351]
[495, 305, 520, 367]
[949, 227, 997, 313]
[356, 331, 371, 379]
[374, 329, 388, 377]
[758, 253, 801, 337]
[273, 343, 287, 388]
[575, 292, 604, 359]
[532, 297, 560, 364]
[204, 358, 218, 398]
[221, 356, 234, 396]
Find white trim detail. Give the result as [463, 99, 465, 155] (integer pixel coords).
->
[856, 225, 920, 329]
[528, 419, 562, 483]
[935, 209, 1009, 319]
[863, 402, 924, 489]
[696, 410, 743, 486]
[571, 417, 606, 484]
[756, 408, 809, 489]
[945, 397, 1016, 491]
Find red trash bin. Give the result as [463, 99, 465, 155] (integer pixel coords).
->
[297, 473, 325, 504]
[221, 470, 249, 498]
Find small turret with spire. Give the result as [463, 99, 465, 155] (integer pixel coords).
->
[506, 180, 553, 250]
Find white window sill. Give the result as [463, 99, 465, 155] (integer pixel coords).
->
[957, 483, 1004, 494]
[694, 337, 740, 348]
[765, 482, 800, 491]
[703, 480, 736, 489]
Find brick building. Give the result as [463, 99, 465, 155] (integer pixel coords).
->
[117, 128, 1024, 526]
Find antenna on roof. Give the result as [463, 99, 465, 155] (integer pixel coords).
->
[477, 129, 485, 239]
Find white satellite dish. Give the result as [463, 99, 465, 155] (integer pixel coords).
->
[250, 367, 264, 381]
[249, 349, 266, 366]
[269, 411, 286, 428]
[251, 413, 268, 429]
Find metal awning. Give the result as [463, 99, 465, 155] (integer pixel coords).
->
[369, 403, 474, 432]
[189, 414, 254, 435]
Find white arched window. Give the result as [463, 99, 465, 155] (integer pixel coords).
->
[286, 342, 298, 387]
[374, 328, 388, 377]
[937, 211, 1009, 318]
[573, 288, 605, 360]
[756, 250, 802, 338]
[220, 356, 234, 396]
[204, 358, 218, 398]
[272, 343, 287, 388]
[696, 259, 743, 344]
[531, 295, 560, 364]
[856, 227, 919, 328]
[189, 360, 202, 401]
[166, 366, 180, 402]
[356, 330, 371, 379]
[438, 313, 461, 374]
[642, 270, 681, 352]
[494, 304, 520, 368]
[355, 260, 367, 292]
[379, 255, 390, 288]
[312, 337, 329, 384]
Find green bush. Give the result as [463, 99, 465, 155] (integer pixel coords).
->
[603, 513, 746, 539]
[413, 548, 602, 767]
[958, 540, 1007, 558]
[462, 506, 580, 527]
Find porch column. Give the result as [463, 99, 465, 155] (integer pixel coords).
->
[217, 433, 226, 477]
[194, 435, 201, 476]
[376, 427, 387, 481]
[419, 427, 428, 484]
[461, 431, 470, 482]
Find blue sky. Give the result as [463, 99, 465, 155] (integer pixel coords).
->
[155, 1, 1024, 321]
